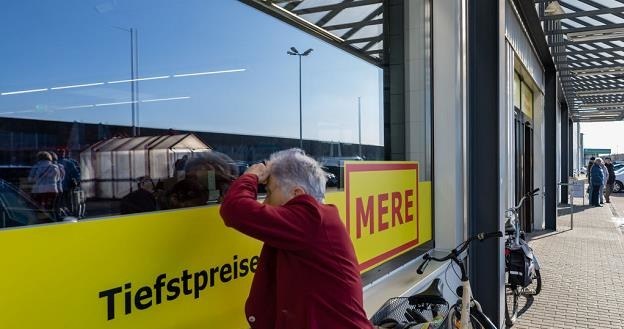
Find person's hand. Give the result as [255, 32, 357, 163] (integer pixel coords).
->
[245, 163, 269, 184]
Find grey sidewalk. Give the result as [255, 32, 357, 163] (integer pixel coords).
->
[512, 193, 624, 329]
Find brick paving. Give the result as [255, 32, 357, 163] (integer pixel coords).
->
[511, 193, 624, 329]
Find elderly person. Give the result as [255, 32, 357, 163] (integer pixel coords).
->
[28, 151, 61, 216]
[219, 148, 373, 329]
[599, 159, 609, 205]
[590, 158, 605, 207]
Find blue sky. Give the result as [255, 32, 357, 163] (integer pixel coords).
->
[0, 0, 383, 145]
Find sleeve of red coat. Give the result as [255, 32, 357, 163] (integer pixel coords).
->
[219, 173, 321, 251]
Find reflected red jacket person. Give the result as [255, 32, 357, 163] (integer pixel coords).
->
[219, 149, 373, 329]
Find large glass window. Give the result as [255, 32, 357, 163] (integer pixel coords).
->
[0, 1, 383, 227]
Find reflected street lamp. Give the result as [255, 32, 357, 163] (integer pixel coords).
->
[113, 26, 139, 136]
[287, 47, 313, 149]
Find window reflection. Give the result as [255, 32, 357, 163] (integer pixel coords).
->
[0, 0, 384, 228]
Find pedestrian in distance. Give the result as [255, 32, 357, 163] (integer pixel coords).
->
[586, 156, 595, 201]
[590, 158, 604, 207]
[599, 159, 609, 205]
[219, 148, 373, 329]
[604, 157, 616, 203]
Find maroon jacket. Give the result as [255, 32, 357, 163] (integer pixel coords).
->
[220, 174, 373, 329]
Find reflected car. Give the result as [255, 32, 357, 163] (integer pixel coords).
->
[0, 179, 56, 228]
[319, 156, 364, 188]
[613, 168, 624, 193]
[325, 171, 338, 187]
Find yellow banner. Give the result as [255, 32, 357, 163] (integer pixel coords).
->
[0, 162, 431, 328]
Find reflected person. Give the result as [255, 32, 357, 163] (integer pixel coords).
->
[166, 152, 238, 208]
[28, 151, 61, 216]
[220, 148, 373, 329]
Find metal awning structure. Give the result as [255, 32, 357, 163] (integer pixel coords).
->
[537, 0, 624, 122]
[241, 0, 384, 66]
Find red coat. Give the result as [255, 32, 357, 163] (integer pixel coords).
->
[220, 174, 373, 329]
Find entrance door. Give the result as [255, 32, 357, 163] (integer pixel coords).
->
[514, 111, 534, 233]
[523, 124, 534, 232]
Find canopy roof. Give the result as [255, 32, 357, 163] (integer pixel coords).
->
[538, 0, 624, 122]
[242, 0, 384, 66]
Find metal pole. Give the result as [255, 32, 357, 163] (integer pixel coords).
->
[298, 54, 303, 150]
[570, 184, 574, 230]
[130, 28, 136, 137]
[358, 96, 362, 157]
[135, 29, 140, 136]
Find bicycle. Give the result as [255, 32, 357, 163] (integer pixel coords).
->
[371, 231, 503, 329]
[503, 188, 542, 327]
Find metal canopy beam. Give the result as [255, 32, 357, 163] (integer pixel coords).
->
[542, 6, 624, 20]
[545, 23, 624, 36]
[291, 0, 381, 15]
[240, 0, 384, 66]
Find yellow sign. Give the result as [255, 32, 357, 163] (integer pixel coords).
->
[0, 207, 261, 329]
[0, 162, 431, 328]
[344, 162, 420, 271]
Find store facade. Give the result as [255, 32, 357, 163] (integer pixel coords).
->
[0, 1, 572, 328]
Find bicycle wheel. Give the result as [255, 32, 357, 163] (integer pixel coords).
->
[522, 269, 542, 296]
[505, 284, 519, 327]
[446, 309, 495, 329]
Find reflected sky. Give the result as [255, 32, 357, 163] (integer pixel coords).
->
[0, 0, 383, 145]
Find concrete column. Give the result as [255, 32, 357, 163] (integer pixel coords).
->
[561, 102, 569, 203]
[544, 70, 557, 230]
[466, 0, 505, 326]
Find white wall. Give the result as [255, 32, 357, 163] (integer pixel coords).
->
[432, 0, 466, 250]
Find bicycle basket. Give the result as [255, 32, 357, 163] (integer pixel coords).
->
[370, 297, 449, 327]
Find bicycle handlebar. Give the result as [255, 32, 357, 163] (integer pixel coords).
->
[416, 231, 502, 274]
[509, 188, 540, 213]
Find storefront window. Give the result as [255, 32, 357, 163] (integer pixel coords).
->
[0, 1, 383, 227]
[521, 80, 533, 119]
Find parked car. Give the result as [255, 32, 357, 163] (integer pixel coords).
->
[319, 156, 364, 188]
[613, 168, 624, 193]
[0, 165, 32, 187]
[0, 178, 56, 228]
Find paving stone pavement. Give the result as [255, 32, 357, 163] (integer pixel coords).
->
[511, 193, 624, 329]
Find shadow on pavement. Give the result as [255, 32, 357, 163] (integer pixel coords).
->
[527, 226, 576, 241]
[556, 204, 593, 216]
[517, 295, 534, 318]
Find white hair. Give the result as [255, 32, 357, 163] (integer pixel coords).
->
[594, 157, 603, 165]
[269, 148, 327, 202]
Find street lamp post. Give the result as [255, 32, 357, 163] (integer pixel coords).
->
[113, 26, 139, 136]
[287, 47, 313, 149]
[358, 96, 362, 157]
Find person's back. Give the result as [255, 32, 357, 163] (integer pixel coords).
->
[605, 162, 615, 183]
[591, 163, 603, 186]
[59, 157, 80, 190]
[29, 159, 59, 194]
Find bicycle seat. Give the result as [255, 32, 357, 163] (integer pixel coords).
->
[408, 278, 447, 305]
